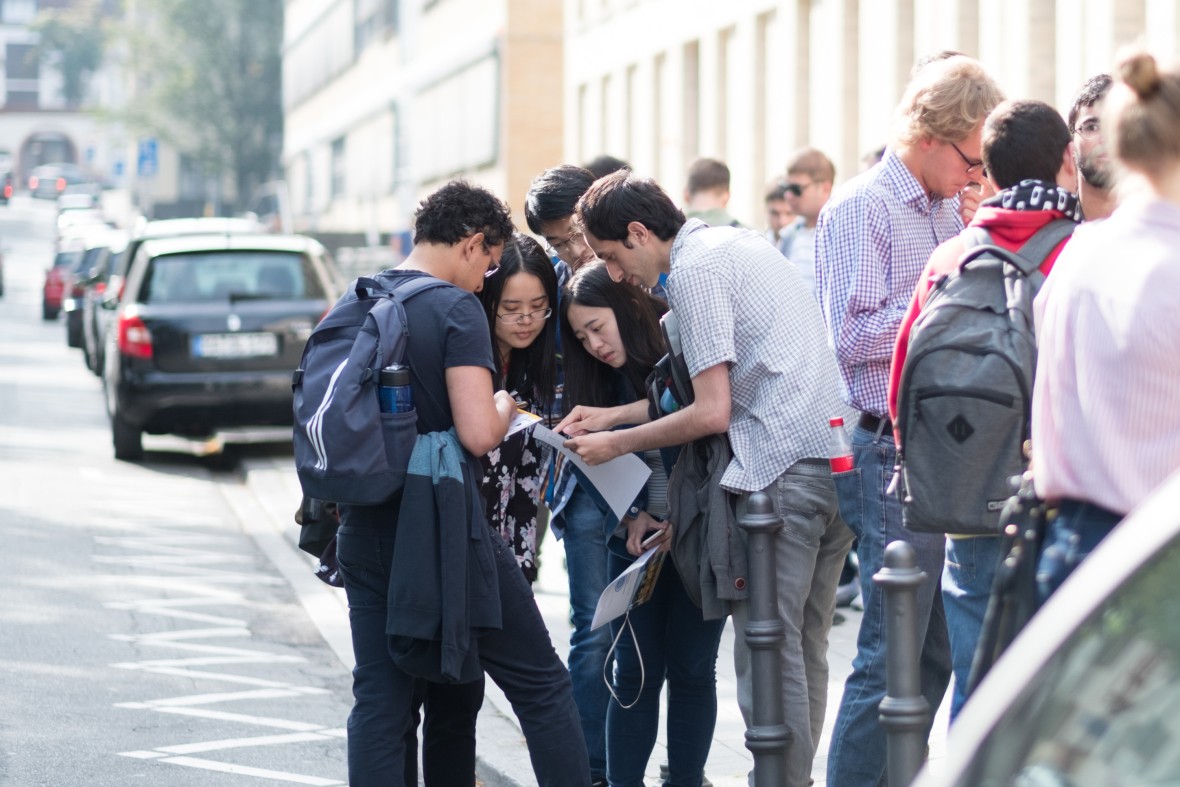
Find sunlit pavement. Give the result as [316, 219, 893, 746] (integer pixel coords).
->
[237, 454, 951, 786]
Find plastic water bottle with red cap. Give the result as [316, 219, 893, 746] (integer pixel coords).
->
[828, 416, 854, 473]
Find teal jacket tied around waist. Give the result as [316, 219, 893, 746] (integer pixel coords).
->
[386, 429, 502, 683]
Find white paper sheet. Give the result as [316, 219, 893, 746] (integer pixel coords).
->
[529, 423, 651, 521]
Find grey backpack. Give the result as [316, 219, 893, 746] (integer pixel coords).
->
[292, 274, 450, 506]
[895, 219, 1075, 535]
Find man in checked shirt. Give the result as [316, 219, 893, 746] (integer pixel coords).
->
[815, 55, 1003, 786]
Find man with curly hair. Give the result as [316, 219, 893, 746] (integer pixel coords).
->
[336, 180, 590, 786]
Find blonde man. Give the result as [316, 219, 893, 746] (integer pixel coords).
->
[816, 55, 1003, 786]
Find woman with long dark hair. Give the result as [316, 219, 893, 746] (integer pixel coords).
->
[560, 261, 724, 787]
[476, 232, 559, 582]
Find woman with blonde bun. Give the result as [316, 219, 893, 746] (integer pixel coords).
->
[1031, 48, 1180, 602]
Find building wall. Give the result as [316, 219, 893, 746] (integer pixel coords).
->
[563, 0, 1180, 231]
[282, 0, 563, 247]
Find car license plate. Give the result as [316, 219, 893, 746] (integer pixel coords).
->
[191, 332, 279, 358]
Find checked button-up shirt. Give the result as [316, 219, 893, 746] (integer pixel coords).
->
[814, 148, 963, 417]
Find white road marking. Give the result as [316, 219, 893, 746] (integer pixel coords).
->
[137, 756, 346, 785]
[96, 505, 348, 783]
[148, 730, 344, 755]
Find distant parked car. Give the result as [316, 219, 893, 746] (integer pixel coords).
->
[0, 245, 5, 297]
[43, 240, 86, 319]
[103, 233, 338, 460]
[912, 468, 1180, 787]
[80, 230, 128, 374]
[28, 162, 93, 200]
[65, 230, 125, 350]
[0, 167, 13, 205]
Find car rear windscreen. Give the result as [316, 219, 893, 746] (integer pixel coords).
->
[142, 251, 326, 304]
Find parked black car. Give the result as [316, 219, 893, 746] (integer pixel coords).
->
[102, 232, 338, 460]
[93, 217, 266, 378]
[913, 469, 1180, 787]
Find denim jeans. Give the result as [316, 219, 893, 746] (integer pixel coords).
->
[559, 486, 613, 781]
[1036, 499, 1123, 605]
[827, 426, 951, 787]
[942, 535, 1003, 721]
[731, 459, 854, 787]
[337, 523, 590, 787]
[605, 552, 725, 787]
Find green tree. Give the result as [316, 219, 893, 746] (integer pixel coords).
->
[31, 0, 108, 108]
[118, 0, 283, 211]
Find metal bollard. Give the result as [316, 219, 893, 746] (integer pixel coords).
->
[738, 491, 790, 787]
[875, 540, 931, 786]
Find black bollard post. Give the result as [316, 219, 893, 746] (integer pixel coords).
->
[875, 540, 931, 786]
[738, 491, 790, 786]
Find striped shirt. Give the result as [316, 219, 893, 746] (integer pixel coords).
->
[666, 219, 845, 492]
[814, 148, 963, 415]
[1031, 197, 1180, 515]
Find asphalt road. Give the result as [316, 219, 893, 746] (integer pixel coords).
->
[0, 196, 353, 785]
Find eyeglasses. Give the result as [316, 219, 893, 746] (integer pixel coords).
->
[1075, 118, 1101, 140]
[495, 307, 553, 325]
[949, 141, 985, 176]
[544, 232, 582, 259]
[482, 242, 501, 278]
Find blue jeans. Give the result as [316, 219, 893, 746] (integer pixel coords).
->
[338, 523, 590, 786]
[605, 552, 725, 787]
[558, 486, 613, 781]
[732, 459, 855, 787]
[827, 426, 951, 787]
[1036, 499, 1123, 604]
[942, 535, 1003, 721]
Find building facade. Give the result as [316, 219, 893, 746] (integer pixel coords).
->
[563, 0, 1180, 230]
[282, 0, 563, 254]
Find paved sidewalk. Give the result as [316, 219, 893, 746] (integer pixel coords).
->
[237, 454, 949, 786]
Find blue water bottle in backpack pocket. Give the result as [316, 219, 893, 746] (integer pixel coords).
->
[378, 364, 413, 413]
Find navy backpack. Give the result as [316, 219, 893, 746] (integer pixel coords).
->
[292, 274, 450, 505]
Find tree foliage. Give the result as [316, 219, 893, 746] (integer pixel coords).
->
[117, 0, 283, 210]
[31, 0, 108, 108]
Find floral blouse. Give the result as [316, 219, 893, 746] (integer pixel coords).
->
[481, 424, 548, 583]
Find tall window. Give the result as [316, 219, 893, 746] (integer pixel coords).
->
[5, 42, 38, 109]
[331, 137, 346, 199]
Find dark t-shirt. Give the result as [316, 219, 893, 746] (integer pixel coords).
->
[341, 269, 495, 527]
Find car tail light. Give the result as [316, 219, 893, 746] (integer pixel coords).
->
[28, 176, 38, 190]
[117, 313, 153, 359]
[56, 177, 66, 192]
[2, 184, 10, 198]
[94, 282, 106, 295]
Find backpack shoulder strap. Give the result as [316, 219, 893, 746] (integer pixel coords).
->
[1014, 219, 1076, 270]
[388, 275, 454, 304]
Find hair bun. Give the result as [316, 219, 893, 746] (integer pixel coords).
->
[1118, 50, 1162, 98]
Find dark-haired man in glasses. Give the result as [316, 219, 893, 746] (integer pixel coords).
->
[1067, 73, 1116, 221]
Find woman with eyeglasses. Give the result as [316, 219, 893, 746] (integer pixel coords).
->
[477, 232, 560, 582]
[561, 261, 725, 787]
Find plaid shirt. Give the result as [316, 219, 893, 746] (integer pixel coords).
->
[666, 219, 845, 492]
[814, 148, 963, 416]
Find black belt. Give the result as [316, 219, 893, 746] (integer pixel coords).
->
[858, 412, 893, 435]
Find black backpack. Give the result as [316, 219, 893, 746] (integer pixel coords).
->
[895, 220, 1075, 535]
[292, 274, 450, 505]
